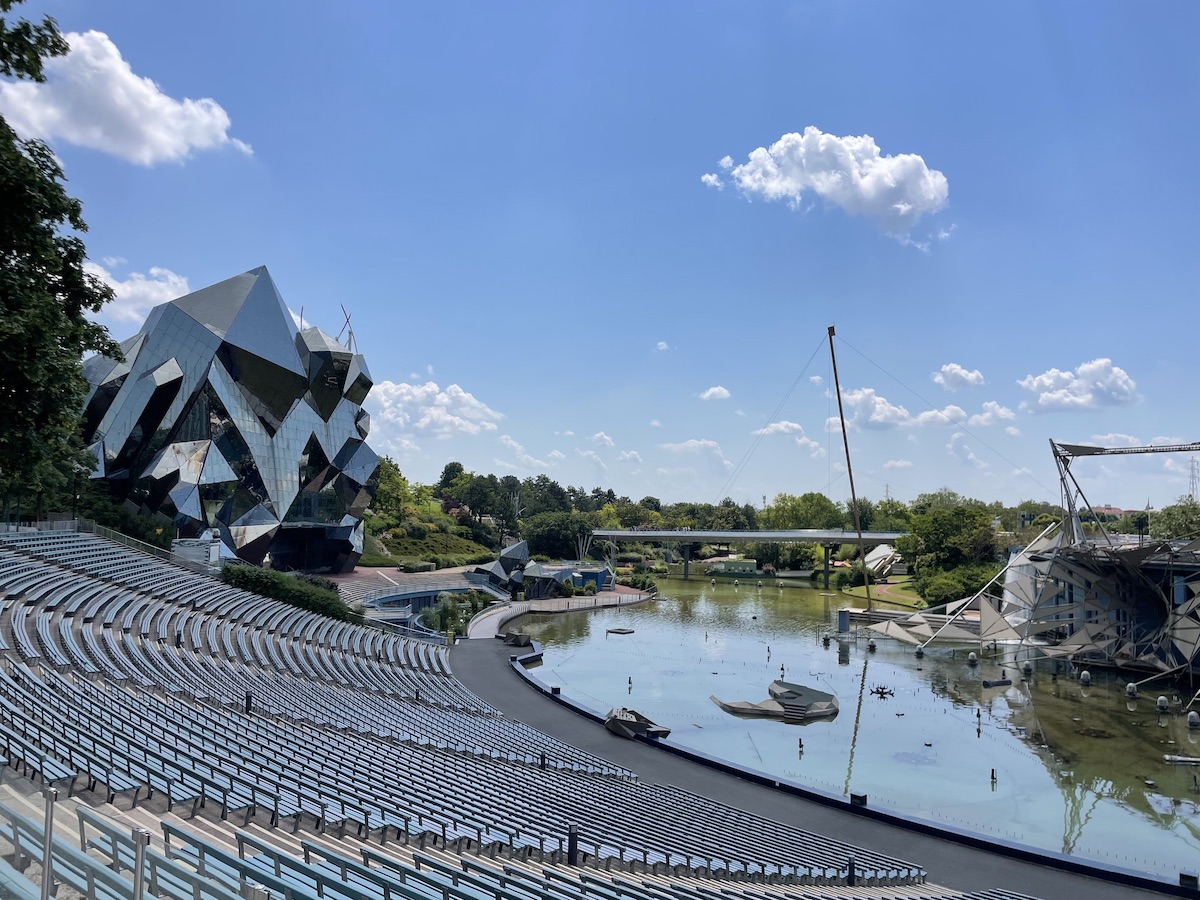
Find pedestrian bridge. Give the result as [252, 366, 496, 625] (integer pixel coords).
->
[592, 528, 903, 544]
[592, 528, 906, 586]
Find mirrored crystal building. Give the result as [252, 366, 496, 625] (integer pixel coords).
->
[81, 267, 380, 572]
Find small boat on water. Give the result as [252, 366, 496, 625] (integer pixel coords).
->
[604, 707, 670, 739]
[711, 680, 839, 722]
[606, 628, 634, 635]
[1163, 754, 1200, 766]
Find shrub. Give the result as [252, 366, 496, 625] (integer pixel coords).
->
[559, 579, 576, 597]
[220, 563, 361, 623]
[581, 581, 598, 596]
[617, 573, 658, 592]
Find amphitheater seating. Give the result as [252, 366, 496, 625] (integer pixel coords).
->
[0, 527, 1046, 900]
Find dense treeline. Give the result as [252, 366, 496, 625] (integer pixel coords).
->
[369, 457, 1200, 606]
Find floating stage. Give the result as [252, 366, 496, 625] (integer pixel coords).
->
[711, 680, 839, 722]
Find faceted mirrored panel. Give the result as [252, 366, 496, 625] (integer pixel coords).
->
[80, 266, 380, 571]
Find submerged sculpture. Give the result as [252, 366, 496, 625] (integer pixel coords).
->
[711, 680, 839, 722]
[81, 267, 379, 572]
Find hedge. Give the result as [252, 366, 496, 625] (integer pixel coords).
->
[220, 564, 362, 623]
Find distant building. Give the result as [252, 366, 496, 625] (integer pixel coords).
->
[81, 267, 379, 572]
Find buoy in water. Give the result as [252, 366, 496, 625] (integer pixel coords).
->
[757, 581, 762, 587]
[967, 652, 978, 668]
[711, 579, 716, 585]
[1079, 670, 1091, 686]
[1158, 696, 1170, 714]
[1126, 682, 1138, 698]
[734, 579, 739, 585]
[1022, 661, 1033, 679]
[867, 640, 877, 653]
[1188, 711, 1199, 730]
[915, 647, 925, 659]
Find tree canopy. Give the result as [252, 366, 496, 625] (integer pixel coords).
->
[0, 2, 119, 507]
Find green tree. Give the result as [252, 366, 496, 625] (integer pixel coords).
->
[1, 3, 119, 510]
[762, 492, 846, 530]
[435, 461, 464, 498]
[523, 510, 593, 559]
[1150, 496, 1200, 541]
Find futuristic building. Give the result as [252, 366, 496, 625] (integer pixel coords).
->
[81, 266, 379, 572]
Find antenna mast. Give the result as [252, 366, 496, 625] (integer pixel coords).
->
[828, 325, 871, 608]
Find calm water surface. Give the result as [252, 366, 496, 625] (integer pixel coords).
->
[517, 578, 1200, 880]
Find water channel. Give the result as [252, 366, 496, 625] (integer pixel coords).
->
[515, 578, 1200, 881]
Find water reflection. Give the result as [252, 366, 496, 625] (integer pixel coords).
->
[517, 578, 1200, 879]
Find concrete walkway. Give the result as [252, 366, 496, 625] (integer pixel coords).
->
[465, 587, 653, 639]
[450, 636, 1177, 899]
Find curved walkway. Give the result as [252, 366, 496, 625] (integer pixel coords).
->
[450, 637, 1177, 900]
[465, 587, 654, 639]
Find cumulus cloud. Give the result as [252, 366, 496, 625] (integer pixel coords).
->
[591, 431, 615, 447]
[699, 385, 730, 401]
[656, 341, 669, 351]
[547, 449, 566, 461]
[883, 459, 913, 469]
[498, 435, 548, 469]
[0, 31, 251, 165]
[618, 450, 642, 463]
[751, 420, 825, 456]
[968, 401, 1016, 427]
[700, 173, 723, 190]
[1005, 426, 1021, 436]
[1017, 359, 1138, 412]
[84, 260, 189, 327]
[825, 388, 965, 432]
[367, 381, 503, 441]
[576, 448, 608, 472]
[933, 362, 984, 391]
[752, 420, 806, 436]
[704, 126, 948, 238]
[947, 432, 988, 469]
[809, 375, 823, 386]
[659, 438, 734, 471]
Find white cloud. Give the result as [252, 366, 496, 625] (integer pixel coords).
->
[84, 260, 189, 327]
[1017, 359, 1138, 412]
[499, 434, 547, 469]
[753, 420, 805, 436]
[937, 224, 957, 241]
[547, 449, 566, 461]
[795, 435, 825, 458]
[0, 31, 251, 165]
[656, 341, 669, 351]
[699, 385, 731, 401]
[752, 421, 824, 457]
[932, 362, 984, 391]
[718, 155, 733, 169]
[809, 375, 823, 386]
[576, 448, 608, 472]
[712, 126, 948, 237]
[367, 381, 503, 440]
[826, 388, 967, 432]
[968, 401, 1016, 427]
[1005, 426, 1021, 436]
[658, 438, 734, 471]
[912, 405, 967, 427]
[700, 173, 724, 190]
[648, 419, 662, 428]
[947, 432, 988, 469]
[883, 459, 913, 469]
[592, 431, 615, 447]
[618, 450, 642, 463]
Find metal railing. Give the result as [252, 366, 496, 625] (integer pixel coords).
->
[76, 519, 223, 576]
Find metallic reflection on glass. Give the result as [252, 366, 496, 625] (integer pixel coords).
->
[81, 267, 379, 572]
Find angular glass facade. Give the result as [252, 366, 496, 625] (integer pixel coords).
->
[81, 267, 380, 572]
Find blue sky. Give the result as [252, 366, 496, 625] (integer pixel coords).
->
[4, 1, 1198, 511]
